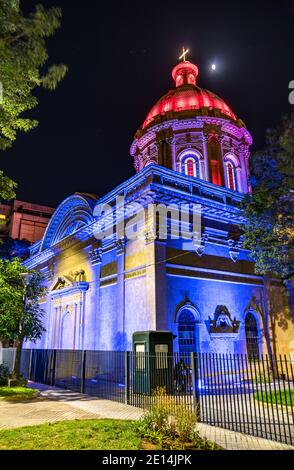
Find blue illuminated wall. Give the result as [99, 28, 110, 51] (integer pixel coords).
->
[23, 164, 272, 355]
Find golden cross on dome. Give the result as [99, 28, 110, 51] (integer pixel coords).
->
[179, 47, 189, 62]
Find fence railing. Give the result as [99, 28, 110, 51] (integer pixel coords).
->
[20, 349, 294, 446]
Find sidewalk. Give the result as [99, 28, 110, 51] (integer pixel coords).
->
[29, 381, 143, 421]
[196, 423, 294, 450]
[0, 382, 293, 450]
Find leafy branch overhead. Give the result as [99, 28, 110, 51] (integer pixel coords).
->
[0, 0, 68, 151]
[240, 110, 294, 282]
[0, 170, 17, 200]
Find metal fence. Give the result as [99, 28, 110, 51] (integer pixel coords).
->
[20, 349, 294, 446]
[0, 348, 16, 372]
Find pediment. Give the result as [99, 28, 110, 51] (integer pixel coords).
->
[51, 270, 87, 292]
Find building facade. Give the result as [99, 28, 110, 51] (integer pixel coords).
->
[23, 59, 294, 356]
[0, 200, 54, 244]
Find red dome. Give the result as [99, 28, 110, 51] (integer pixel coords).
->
[142, 61, 237, 129]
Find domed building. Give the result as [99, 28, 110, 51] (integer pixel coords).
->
[23, 57, 293, 358]
[131, 59, 252, 194]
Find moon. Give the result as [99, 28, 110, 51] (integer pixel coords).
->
[211, 64, 216, 71]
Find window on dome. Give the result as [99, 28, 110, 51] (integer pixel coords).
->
[226, 161, 237, 191]
[188, 73, 196, 86]
[182, 156, 200, 178]
[176, 74, 184, 87]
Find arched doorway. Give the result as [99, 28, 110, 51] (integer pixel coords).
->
[245, 312, 259, 358]
[60, 311, 74, 350]
[177, 308, 197, 355]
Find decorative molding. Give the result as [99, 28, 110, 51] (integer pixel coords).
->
[40, 265, 55, 283]
[25, 164, 248, 269]
[89, 247, 103, 265]
[125, 267, 146, 280]
[40, 194, 96, 252]
[192, 233, 208, 257]
[209, 305, 240, 333]
[116, 237, 127, 255]
[228, 239, 242, 262]
[50, 281, 89, 300]
[145, 224, 157, 244]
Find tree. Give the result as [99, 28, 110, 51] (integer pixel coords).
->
[0, 258, 46, 378]
[0, 0, 68, 199]
[0, 237, 31, 260]
[246, 281, 291, 374]
[241, 111, 294, 362]
[241, 113, 294, 282]
[0, 170, 16, 200]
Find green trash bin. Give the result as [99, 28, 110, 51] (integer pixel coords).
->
[132, 331, 174, 394]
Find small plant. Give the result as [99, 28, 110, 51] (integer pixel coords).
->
[135, 387, 221, 450]
[173, 404, 198, 443]
[135, 387, 173, 448]
[0, 364, 10, 386]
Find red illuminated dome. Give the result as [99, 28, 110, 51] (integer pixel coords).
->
[142, 60, 237, 129]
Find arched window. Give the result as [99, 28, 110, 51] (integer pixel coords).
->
[245, 312, 259, 358]
[177, 308, 197, 354]
[181, 154, 200, 178]
[226, 161, 237, 191]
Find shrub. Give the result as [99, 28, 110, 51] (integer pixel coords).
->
[135, 387, 174, 447]
[0, 364, 10, 386]
[136, 387, 209, 449]
[173, 403, 198, 443]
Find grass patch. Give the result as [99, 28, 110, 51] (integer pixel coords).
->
[0, 419, 142, 450]
[255, 389, 294, 406]
[0, 386, 37, 402]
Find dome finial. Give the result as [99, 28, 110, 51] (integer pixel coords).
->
[179, 47, 189, 62]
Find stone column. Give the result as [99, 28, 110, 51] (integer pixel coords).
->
[167, 136, 176, 171]
[78, 296, 83, 350]
[239, 143, 250, 193]
[235, 167, 243, 193]
[116, 238, 127, 350]
[206, 131, 225, 186]
[89, 247, 103, 350]
[156, 129, 173, 170]
[73, 302, 78, 350]
[144, 206, 167, 330]
[201, 134, 210, 181]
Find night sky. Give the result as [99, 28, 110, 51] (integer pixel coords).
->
[1, 0, 294, 208]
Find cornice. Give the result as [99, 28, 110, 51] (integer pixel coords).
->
[130, 117, 252, 155]
[25, 164, 247, 269]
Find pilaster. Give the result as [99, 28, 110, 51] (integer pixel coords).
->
[144, 207, 167, 330]
[116, 238, 127, 350]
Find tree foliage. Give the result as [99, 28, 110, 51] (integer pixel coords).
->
[0, 0, 67, 199]
[0, 258, 46, 344]
[241, 110, 294, 282]
[0, 170, 17, 199]
[0, 237, 31, 260]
